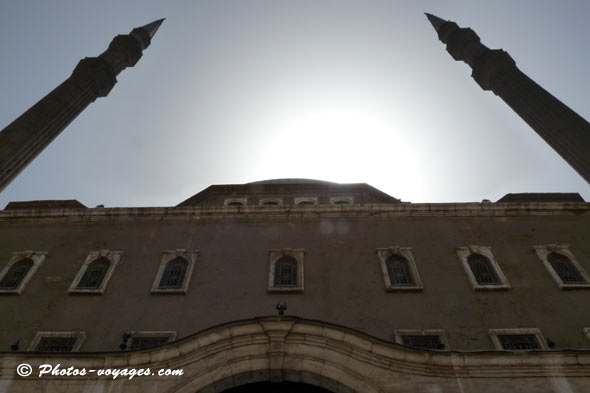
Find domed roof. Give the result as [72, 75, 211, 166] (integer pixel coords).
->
[177, 179, 401, 206]
[247, 178, 336, 185]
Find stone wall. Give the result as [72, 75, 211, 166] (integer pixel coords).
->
[1, 202, 589, 353]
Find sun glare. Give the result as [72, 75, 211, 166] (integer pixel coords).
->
[253, 97, 426, 195]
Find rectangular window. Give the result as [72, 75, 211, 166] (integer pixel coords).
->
[497, 334, 541, 350]
[489, 328, 548, 351]
[28, 332, 86, 352]
[394, 329, 448, 351]
[401, 335, 446, 350]
[125, 331, 176, 350]
[35, 337, 78, 352]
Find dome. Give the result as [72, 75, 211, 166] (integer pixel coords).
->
[246, 178, 336, 185]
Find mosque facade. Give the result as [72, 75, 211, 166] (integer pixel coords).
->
[1, 13, 590, 393]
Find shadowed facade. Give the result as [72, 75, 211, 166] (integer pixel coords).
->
[1, 13, 590, 393]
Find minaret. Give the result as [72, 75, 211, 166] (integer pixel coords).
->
[0, 19, 165, 193]
[426, 13, 590, 184]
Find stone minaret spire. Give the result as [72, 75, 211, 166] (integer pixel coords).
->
[0, 19, 165, 193]
[426, 13, 590, 184]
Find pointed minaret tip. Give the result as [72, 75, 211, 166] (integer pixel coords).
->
[141, 18, 165, 38]
[425, 13, 447, 32]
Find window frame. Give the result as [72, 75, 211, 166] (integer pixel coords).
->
[376, 247, 423, 292]
[393, 329, 449, 351]
[224, 197, 248, 206]
[28, 331, 86, 352]
[329, 196, 354, 205]
[457, 246, 510, 291]
[127, 331, 177, 350]
[259, 198, 283, 206]
[488, 328, 548, 351]
[533, 244, 590, 289]
[0, 251, 46, 295]
[267, 248, 304, 293]
[151, 249, 198, 294]
[294, 197, 318, 206]
[68, 250, 122, 294]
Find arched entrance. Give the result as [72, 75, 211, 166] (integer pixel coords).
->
[192, 369, 355, 393]
[4, 316, 587, 393]
[222, 381, 333, 392]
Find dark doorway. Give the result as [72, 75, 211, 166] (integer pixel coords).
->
[222, 381, 334, 393]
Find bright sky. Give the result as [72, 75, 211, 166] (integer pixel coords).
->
[1, 0, 588, 208]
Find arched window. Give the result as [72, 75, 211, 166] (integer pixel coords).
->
[158, 257, 188, 289]
[76, 257, 109, 289]
[0, 258, 33, 290]
[333, 200, 351, 205]
[467, 253, 500, 285]
[297, 201, 314, 206]
[330, 197, 353, 205]
[548, 252, 586, 284]
[227, 201, 244, 206]
[262, 201, 279, 206]
[274, 256, 297, 287]
[386, 254, 414, 285]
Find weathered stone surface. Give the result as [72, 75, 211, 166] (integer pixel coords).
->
[2, 318, 590, 392]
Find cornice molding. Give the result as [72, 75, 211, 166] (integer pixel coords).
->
[1, 202, 589, 223]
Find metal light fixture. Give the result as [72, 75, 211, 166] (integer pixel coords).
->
[119, 331, 132, 350]
[276, 302, 287, 316]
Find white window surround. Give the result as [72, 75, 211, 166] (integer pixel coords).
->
[151, 249, 198, 294]
[267, 248, 305, 293]
[0, 251, 47, 295]
[68, 250, 122, 294]
[224, 197, 248, 206]
[376, 247, 423, 292]
[28, 331, 86, 352]
[393, 329, 450, 350]
[259, 198, 283, 206]
[533, 244, 590, 289]
[488, 328, 549, 350]
[294, 197, 318, 206]
[583, 328, 590, 343]
[127, 331, 177, 349]
[329, 196, 354, 205]
[457, 246, 510, 290]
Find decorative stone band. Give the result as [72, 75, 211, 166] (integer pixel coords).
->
[71, 57, 117, 98]
[2, 317, 590, 393]
[1, 201, 589, 223]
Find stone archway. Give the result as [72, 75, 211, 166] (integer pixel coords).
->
[191, 369, 359, 393]
[3, 316, 590, 393]
[169, 318, 383, 393]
